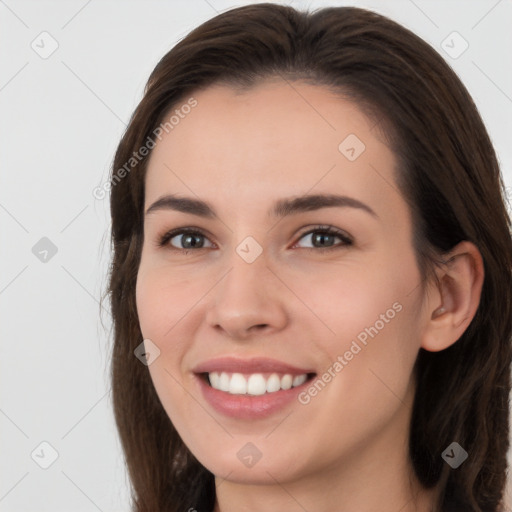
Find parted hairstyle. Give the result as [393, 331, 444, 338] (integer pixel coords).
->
[103, 4, 512, 511]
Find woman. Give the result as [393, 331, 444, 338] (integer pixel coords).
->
[104, 4, 512, 511]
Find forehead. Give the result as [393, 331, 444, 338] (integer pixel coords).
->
[144, 80, 400, 220]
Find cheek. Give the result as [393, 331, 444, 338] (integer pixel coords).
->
[292, 294, 421, 467]
[135, 262, 211, 398]
[298, 249, 422, 399]
[294, 254, 418, 346]
[135, 267, 200, 429]
[135, 272, 163, 340]
[135, 261, 199, 340]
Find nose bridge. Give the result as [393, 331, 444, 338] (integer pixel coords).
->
[206, 238, 288, 337]
[228, 240, 268, 295]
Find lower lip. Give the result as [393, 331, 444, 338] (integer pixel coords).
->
[196, 374, 311, 419]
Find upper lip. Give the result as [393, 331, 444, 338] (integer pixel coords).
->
[193, 357, 315, 375]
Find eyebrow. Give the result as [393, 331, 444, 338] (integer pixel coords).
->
[145, 193, 378, 219]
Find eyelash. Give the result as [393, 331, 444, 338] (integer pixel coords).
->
[156, 225, 353, 254]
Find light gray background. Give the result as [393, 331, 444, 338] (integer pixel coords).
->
[1, 0, 511, 510]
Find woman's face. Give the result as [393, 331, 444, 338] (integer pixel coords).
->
[136, 80, 432, 485]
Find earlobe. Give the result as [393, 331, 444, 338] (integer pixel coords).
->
[421, 241, 484, 352]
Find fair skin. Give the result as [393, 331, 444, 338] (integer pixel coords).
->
[136, 79, 483, 512]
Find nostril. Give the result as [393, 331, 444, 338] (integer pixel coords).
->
[253, 324, 269, 330]
[247, 324, 269, 333]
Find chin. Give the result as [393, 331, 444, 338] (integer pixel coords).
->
[202, 456, 301, 485]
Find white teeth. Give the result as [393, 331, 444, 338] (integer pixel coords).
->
[219, 372, 230, 392]
[230, 373, 247, 394]
[292, 374, 307, 387]
[207, 371, 309, 395]
[247, 374, 267, 395]
[266, 373, 281, 393]
[209, 372, 220, 389]
[280, 374, 293, 390]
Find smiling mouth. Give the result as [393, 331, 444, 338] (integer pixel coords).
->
[201, 371, 317, 395]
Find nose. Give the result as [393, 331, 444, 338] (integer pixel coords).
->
[205, 252, 288, 341]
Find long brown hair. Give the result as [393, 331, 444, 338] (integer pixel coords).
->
[103, 4, 512, 511]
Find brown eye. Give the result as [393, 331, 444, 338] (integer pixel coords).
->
[294, 226, 353, 251]
[158, 229, 214, 250]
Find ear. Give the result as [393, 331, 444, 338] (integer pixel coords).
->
[421, 241, 484, 352]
